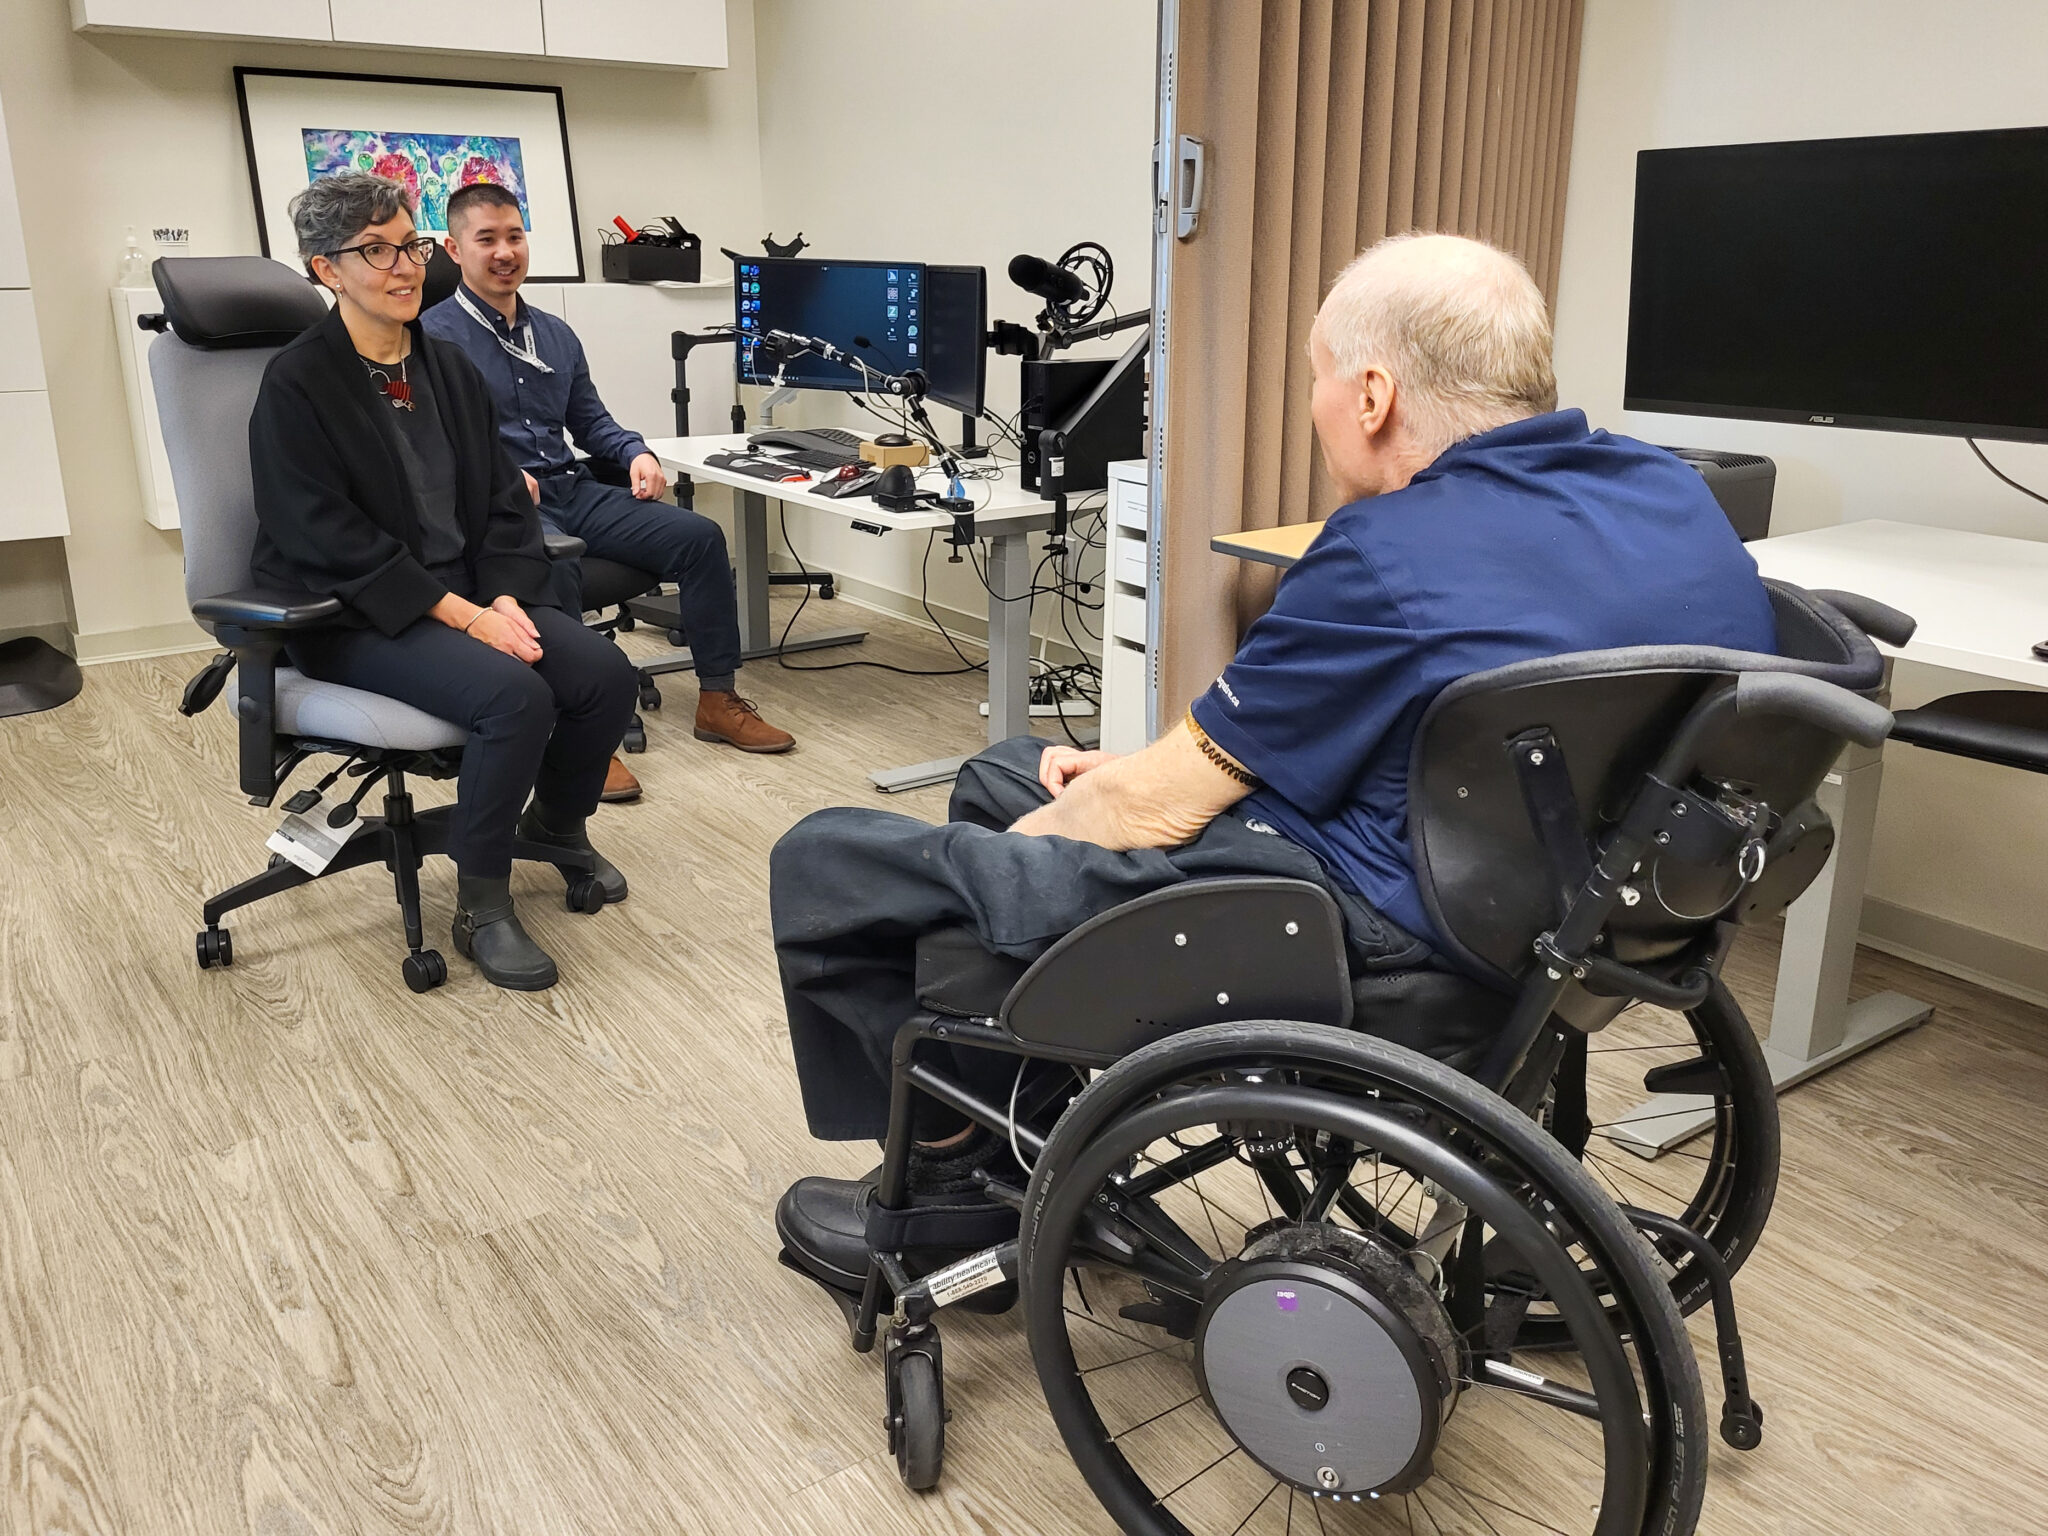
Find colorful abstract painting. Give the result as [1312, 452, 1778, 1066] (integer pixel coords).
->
[301, 129, 530, 233]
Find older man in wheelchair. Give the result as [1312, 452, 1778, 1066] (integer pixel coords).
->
[766, 233, 1903, 1533]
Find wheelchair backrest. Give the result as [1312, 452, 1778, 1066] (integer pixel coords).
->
[1001, 877, 1353, 1059]
[1407, 582, 1886, 993]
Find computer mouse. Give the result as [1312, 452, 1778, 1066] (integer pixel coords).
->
[874, 432, 913, 448]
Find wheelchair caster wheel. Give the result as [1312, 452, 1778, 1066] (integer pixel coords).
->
[885, 1343, 944, 1492]
[268, 852, 289, 871]
[622, 724, 647, 754]
[566, 875, 606, 914]
[638, 683, 661, 711]
[616, 613, 636, 633]
[1721, 1400, 1764, 1450]
[195, 927, 233, 970]
[401, 949, 447, 994]
[666, 628, 687, 648]
[819, 578, 836, 600]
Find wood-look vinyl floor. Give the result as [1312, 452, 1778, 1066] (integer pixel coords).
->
[2, 593, 2045, 1535]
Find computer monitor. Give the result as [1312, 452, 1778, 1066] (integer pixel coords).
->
[734, 256, 928, 391]
[921, 265, 988, 417]
[1626, 126, 2048, 442]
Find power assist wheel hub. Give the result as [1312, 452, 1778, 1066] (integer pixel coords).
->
[1194, 1224, 1459, 1498]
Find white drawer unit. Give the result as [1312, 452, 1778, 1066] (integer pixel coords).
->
[0, 390, 69, 542]
[1099, 458, 1154, 752]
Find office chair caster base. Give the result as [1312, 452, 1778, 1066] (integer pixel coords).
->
[884, 1325, 945, 1492]
[195, 926, 233, 970]
[616, 613, 636, 633]
[622, 721, 647, 754]
[401, 949, 447, 994]
[819, 577, 836, 600]
[666, 628, 687, 648]
[566, 875, 607, 914]
[637, 682, 661, 711]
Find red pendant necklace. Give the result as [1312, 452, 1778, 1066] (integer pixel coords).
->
[361, 351, 415, 411]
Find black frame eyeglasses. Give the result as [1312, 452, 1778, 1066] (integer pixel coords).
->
[326, 236, 437, 271]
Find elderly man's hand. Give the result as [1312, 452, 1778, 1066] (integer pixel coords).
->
[630, 452, 669, 500]
[1039, 744, 1117, 797]
[522, 469, 540, 506]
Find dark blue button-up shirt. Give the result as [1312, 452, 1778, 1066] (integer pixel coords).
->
[1190, 409, 1778, 946]
[420, 282, 650, 476]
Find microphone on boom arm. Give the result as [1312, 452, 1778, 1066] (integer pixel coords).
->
[1007, 253, 1089, 307]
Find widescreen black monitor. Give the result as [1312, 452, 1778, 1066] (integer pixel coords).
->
[921, 265, 987, 417]
[1626, 126, 2048, 443]
[734, 256, 927, 391]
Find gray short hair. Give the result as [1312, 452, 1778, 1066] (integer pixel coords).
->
[1317, 232, 1558, 456]
[289, 172, 414, 262]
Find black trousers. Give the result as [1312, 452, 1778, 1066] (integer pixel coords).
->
[289, 603, 637, 878]
[769, 736, 1437, 1142]
[537, 464, 744, 690]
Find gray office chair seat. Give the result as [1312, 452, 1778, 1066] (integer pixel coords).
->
[226, 665, 468, 752]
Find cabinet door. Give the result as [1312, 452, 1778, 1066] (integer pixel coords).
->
[69, 0, 332, 41]
[0, 100, 29, 289]
[0, 391, 70, 542]
[542, 0, 727, 69]
[332, 0, 543, 56]
[0, 292, 47, 393]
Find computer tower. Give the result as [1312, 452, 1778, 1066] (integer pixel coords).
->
[1020, 354, 1147, 494]
[1660, 446, 1776, 542]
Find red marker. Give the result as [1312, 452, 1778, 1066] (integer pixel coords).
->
[612, 216, 639, 242]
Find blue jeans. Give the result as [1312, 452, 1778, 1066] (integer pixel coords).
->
[537, 463, 742, 691]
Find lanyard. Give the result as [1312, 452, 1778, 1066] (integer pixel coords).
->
[454, 288, 555, 375]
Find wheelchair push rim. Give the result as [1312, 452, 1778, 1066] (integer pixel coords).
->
[1019, 1022, 1707, 1536]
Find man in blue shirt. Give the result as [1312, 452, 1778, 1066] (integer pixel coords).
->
[423, 183, 794, 778]
[765, 233, 1778, 1299]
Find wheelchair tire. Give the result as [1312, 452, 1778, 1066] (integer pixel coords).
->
[889, 1347, 944, 1492]
[1020, 1021, 1708, 1536]
[1518, 975, 1779, 1347]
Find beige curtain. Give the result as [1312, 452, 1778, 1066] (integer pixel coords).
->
[1156, 0, 1585, 719]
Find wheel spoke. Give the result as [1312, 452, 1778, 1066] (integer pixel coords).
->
[1108, 1390, 1203, 1443]
[1151, 1443, 1241, 1506]
[1228, 1480, 1283, 1535]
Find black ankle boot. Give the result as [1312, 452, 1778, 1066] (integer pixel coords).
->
[453, 875, 559, 990]
[516, 805, 628, 904]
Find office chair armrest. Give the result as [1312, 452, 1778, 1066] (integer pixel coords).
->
[544, 532, 587, 561]
[192, 587, 345, 630]
[1811, 588, 1918, 649]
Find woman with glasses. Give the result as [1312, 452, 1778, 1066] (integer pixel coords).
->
[248, 171, 636, 991]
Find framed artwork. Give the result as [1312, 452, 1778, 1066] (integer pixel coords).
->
[235, 67, 585, 282]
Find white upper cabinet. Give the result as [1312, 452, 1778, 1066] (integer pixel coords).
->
[0, 104, 27, 289]
[69, 0, 333, 42]
[68, 0, 727, 68]
[542, 0, 728, 70]
[332, 0, 546, 58]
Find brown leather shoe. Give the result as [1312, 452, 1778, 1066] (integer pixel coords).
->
[694, 691, 796, 753]
[599, 755, 642, 802]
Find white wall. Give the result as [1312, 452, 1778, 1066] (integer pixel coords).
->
[750, 0, 1157, 655]
[1553, 0, 2048, 982]
[0, 0, 768, 659]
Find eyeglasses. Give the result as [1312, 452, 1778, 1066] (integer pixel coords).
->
[326, 236, 437, 271]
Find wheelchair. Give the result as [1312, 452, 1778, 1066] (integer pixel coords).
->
[790, 580, 1911, 1535]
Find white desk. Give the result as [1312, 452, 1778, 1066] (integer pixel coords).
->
[1609, 520, 2048, 1155]
[645, 434, 1065, 791]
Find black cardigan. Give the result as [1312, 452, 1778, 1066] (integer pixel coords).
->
[248, 304, 554, 636]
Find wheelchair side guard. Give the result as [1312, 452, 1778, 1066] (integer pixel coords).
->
[1000, 877, 1353, 1058]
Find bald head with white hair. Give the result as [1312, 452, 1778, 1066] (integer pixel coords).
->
[1308, 232, 1558, 502]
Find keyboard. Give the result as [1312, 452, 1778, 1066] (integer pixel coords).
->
[748, 426, 865, 457]
[704, 450, 818, 483]
[768, 446, 859, 470]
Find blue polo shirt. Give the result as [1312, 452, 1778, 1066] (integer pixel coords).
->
[1189, 409, 1777, 948]
[420, 282, 649, 475]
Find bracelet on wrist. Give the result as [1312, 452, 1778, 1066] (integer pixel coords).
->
[462, 608, 487, 635]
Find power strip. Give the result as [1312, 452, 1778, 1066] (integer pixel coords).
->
[980, 699, 1098, 718]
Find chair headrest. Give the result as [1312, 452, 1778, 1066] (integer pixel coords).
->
[422, 243, 462, 311]
[151, 256, 328, 349]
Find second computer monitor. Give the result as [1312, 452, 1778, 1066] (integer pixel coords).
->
[735, 256, 928, 390]
[921, 265, 988, 418]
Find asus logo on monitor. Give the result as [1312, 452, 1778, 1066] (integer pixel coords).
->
[1808, 414, 1836, 424]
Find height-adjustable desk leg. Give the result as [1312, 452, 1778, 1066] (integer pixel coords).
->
[869, 528, 1039, 794]
[1608, 668, 1932, 1158]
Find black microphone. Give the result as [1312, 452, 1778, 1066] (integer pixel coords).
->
[765, 328, 853, 365]
[1008, 253, 1088, 306]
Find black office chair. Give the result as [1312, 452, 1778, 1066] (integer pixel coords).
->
[148, 255, 603, 992]
[792, 583, 1900, 1536]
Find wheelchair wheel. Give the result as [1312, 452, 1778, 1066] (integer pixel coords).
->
[1518, 975, 1778, 1345]
[1021, 1021, 1706, 1536]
